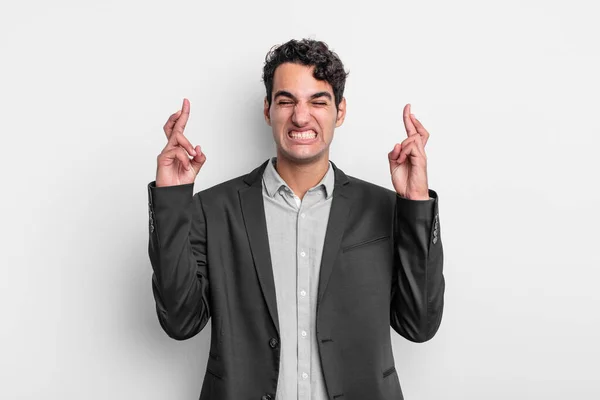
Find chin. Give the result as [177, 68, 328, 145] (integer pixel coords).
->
[279, 148, 327, 165]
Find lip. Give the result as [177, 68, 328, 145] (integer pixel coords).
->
[290, 127, 316, 133]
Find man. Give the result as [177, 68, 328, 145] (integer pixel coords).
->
[147, 39, 444, 400]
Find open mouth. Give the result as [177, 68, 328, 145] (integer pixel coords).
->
[288, 130, 317, 140]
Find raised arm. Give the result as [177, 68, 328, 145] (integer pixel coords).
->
[390, 191, 444, 342]
[147, 98, 210, 340]
[387, 104, 445, 342]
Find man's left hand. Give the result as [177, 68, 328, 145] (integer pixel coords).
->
[388, 104, 430, 200]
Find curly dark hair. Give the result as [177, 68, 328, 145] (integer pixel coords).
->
[262, 38, 349, 110]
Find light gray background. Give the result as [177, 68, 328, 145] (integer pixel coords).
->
[1, 0, 599, 399]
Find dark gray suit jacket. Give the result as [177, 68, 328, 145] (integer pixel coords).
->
[147, 160, 445, 400]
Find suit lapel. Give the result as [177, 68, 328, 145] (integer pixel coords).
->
[239, 160, 280, 334]
[238, 160, 352, 333]
[317, 163, 351, 305]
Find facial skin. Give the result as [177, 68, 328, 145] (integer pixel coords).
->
[263, 63, 346, 167]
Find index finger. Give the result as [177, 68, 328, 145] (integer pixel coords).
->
[403, 103, 418, 137]
[410, 114, 430, 147]
[172, 98, 191, 136]
[163, 110, 182, 139]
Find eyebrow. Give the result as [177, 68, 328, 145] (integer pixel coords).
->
[273, 90, 333, 101]
[310, 91, 332, 101]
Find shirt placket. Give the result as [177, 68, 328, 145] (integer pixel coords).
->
[297, 192, 312, 400]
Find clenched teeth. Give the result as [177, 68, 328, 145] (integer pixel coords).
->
[289, 130, 317, 139]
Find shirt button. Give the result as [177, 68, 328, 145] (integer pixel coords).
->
[302, 372, 308, 379]
[301, 330, 307, 338]
[300, 251, 306, 257]
[300, 213, 306, 218]
[300, 290, 306, 297]
[262, 395, 273, 400]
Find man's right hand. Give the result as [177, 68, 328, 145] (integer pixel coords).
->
[156, 98, 206, 187]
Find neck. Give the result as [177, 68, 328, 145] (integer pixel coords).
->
[274, 153, 330, 200]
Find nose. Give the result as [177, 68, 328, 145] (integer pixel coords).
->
[291, 102, 310, 127]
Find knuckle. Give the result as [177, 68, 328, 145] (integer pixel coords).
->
[157, 151, 170, 161]
[170, 132, 183, 145]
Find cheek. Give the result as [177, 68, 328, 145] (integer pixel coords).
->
[317, 111, 338, 131]
[270, 109, 291, 128]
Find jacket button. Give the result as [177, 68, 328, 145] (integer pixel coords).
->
[261, 395, 273, 400]
[269, 338, 278, 348]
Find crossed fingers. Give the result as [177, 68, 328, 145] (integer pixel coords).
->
[403, 104, 429, 146]
[162, 98, 196, 157]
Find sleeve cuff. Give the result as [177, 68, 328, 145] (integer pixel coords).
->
[147, 180, 195, 210]
[396, 189, 438, 221]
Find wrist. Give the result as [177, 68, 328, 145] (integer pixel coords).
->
[399, 190, 429, 200]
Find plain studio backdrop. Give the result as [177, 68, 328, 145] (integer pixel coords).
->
[1, 0, 599, 399]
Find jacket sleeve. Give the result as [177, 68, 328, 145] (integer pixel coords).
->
[147, 180, 211, 340]
[390, 189, 445, 343]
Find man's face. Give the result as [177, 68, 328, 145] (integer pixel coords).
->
[264, 63, 346, 165]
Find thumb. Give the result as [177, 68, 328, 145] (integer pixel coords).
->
[388, 143, 401, 162]
[190, 145, 206, 172]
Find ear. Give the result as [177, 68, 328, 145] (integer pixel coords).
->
[263, 97, 271, 126]
[335, 97, 346, 128]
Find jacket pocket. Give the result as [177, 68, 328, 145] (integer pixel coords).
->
[342, 235, 390, 253]
[206, 353, 224, 380]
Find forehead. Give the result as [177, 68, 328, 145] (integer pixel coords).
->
[272, 63, 333, 96]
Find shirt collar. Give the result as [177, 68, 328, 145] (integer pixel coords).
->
[262, 157, 335, 199]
